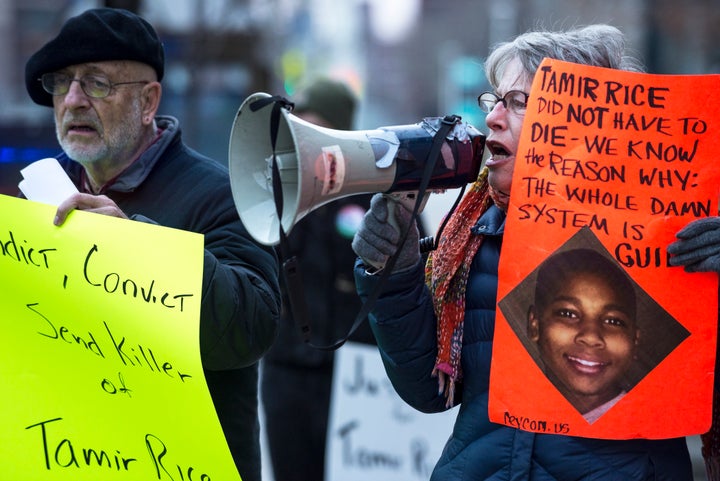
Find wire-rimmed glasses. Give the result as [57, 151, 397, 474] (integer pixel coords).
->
[477, 90, 529, 115]
[40, 72, 149, 99]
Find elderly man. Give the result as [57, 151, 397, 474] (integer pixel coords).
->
[24, 8, 279, 481]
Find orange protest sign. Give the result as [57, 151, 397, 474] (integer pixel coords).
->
[489, 58, 720, 439]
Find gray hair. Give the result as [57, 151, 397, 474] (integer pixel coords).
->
[485, 24, 644, 89]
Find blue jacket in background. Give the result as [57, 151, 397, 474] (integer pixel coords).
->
[354, 204, 693, 481]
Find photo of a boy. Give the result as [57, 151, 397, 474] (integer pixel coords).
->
[527, 248, 639, 423]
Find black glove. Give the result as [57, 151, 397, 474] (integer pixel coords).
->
[352, 193, 420, 272]
[668, 217, 720, 273]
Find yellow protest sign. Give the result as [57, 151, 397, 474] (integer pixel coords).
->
[489, 59, 720, 439]
[0, 194, 241, 480]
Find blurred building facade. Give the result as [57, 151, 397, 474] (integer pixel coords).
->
[1, 0, 718, 194]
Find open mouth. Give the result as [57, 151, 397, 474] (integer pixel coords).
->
[487, 140, 511, 158]
[67, 123, 96, 133]
[63, 114, 100, 136]
[485, 140, 513, 167]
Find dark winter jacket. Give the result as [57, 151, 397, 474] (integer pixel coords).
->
[58, 115, 280, 481]
[354, 203, 693, 481]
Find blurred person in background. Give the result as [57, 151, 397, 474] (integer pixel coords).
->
[351, 24, 708, 480]
[260, 77, 376, 481]
[23, 8, 280, 481]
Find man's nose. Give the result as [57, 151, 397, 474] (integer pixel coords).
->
[62, 79, 90, 105]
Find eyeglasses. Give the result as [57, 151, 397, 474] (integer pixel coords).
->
[477, 90, 529, 115]
[40, 73, 149, 99]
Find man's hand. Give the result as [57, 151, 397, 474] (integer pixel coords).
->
[54, 192, 129, 226]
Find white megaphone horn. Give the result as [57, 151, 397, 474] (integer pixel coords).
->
[228, 92, 486, 246]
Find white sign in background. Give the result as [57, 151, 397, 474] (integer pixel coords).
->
[326, 342, 458, 481]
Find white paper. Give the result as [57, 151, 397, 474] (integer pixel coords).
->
[18, 157, 78, 206]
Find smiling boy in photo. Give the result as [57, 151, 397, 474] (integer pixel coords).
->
[528, 248, 639, 423]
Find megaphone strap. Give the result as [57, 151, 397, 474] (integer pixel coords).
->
[259, 95, 294, 256]
[251, 96, 314, 346]
[248, 94, 294, 113]
[278, 112, 462, 352]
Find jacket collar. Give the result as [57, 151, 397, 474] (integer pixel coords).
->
[471, 203, 505, 236]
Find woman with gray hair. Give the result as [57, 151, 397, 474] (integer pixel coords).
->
[352, 24, 698, 480]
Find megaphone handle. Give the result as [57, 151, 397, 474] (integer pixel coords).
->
[386, 191, 429, 217]
[373, 192, 427, 272]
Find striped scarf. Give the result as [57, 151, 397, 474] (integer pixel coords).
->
[425, 168, 494, 407]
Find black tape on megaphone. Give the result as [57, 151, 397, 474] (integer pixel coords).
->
[376, 117, 485, 193]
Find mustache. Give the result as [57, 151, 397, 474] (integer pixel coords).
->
[61, 114, 102, 135]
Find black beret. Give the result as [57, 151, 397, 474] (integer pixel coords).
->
[25, 8, 164, 107]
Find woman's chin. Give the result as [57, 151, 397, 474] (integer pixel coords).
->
[489, 185, 510, 211]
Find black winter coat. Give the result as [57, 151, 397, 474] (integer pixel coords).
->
[58, 116, 280, 481]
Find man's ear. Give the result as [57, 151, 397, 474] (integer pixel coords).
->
[528, 306, 540, 342]
[141, 81, 162, 125]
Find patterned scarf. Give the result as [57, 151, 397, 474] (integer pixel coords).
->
[425, 168, 494, 407]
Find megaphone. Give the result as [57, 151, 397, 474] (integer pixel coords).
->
[228, 92, 486, 246]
